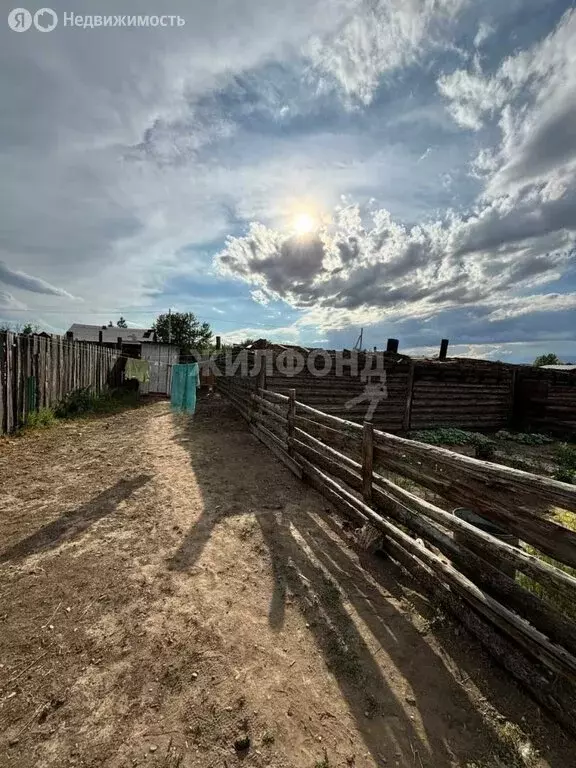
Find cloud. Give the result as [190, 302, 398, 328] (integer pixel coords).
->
[216, 193, 576, 329]
[0, 260, 74, 298]
[473, 21, 494, 48]
[306, 0, 466, 105]
[439, 9, 576, 195]
[0, 290, 26, 310]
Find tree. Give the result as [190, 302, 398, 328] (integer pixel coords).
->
[21, 323, 37, 335]
[108, 321, 113, 327]
[117, 317, 128, 328]
[534, 353, 562, 367]
[239, 337, 256, 347]
[153, 312, 212, 355]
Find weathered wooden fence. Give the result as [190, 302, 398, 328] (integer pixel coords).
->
[217, 372, 576, 735]
[0, 332, 121, 434]
[214, 350, 576, 435]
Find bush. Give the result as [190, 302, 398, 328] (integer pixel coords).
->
[552, 467, 575, 484]
[54, 387, 139, 419]
[25, 407, 57, 428]
[556, 443, 576, 470]
[54, 386, 98, 418]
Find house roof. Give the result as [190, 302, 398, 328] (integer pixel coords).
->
[67, 323, 155, 344]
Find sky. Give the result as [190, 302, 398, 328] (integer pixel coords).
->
[1, 0, 575, 362]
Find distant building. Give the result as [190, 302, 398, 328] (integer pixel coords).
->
[66, 323, 180, 395]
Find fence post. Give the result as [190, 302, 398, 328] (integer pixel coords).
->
[362, 421, 374, 503]
[402, 360, 415, 433]
[287, 388, 296, 456]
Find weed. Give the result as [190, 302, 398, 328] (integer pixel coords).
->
[25, 407, 57, 428]
[314, 750, 331, 768]
[556, 443, 576, 470]
[261, 730, 275, 745]
[552, 467, 574, 484]
[495, 430, 553, 445]
[55, 387, 139, 419]
[517, 509, 576, 621]
[410, 428, 494, 447]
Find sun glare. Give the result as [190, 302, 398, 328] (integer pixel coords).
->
[293, 212, 317, 235]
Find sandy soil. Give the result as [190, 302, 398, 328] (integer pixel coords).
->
[0, 396, 574, 768]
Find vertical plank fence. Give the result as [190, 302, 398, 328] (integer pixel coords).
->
[0, 331, 121, 435]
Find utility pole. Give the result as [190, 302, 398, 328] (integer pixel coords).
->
[168, 308, 172, 345]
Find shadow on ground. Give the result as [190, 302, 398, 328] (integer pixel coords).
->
[166, 395, 573, 767]
[0, 475, 151, 564]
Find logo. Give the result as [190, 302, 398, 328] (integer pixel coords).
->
[34, 7, 57, 31]
[8, 7, 32, 30]
[7, 7, 58, 31]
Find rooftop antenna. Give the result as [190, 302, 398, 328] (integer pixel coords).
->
[353, 327, 363, 351]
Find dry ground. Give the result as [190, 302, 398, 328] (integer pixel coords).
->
[0, 396, 574, 768]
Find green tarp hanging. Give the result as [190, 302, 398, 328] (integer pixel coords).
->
[171, 363, 200, 413]
[125, 358, 150, 383]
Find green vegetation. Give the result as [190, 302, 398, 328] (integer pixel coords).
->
[23, 387, 140, 432]
[533, 353, 561, 367]
[517, 509, 576, 620]
[25, 407, 57, 428]
[551, 443, 576, 484]
[314, 752, 331, 768]
[55, 387, 139, 419]
[495, 430, 553, 445]
[410, 428, 494, 447]
[153, 311, 212, 355]
[556, 443, 576, 470]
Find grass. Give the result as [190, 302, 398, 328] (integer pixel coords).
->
[25, 407, 57, 428]
[517, 508, 576, 620]
[23, 387, 140, 432]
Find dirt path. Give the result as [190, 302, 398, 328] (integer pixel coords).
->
[0, 396, 574, 768]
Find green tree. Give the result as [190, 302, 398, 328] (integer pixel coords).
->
[22, 323, 38, 335]
[534, 353, 562, 367]
[153, 312, 212, 355]
[117, 317, 128, 328]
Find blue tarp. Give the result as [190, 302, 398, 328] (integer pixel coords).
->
[171, 363, 200, 413]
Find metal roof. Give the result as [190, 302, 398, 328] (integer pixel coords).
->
[67, 323, 155, 344]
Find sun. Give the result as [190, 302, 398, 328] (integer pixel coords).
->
[293, 212, 317, 235]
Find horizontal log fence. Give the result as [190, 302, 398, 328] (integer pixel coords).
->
[216, 372, 576, 734]
[213, 349, 576, 435]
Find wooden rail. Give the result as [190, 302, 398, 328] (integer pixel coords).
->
[216, 373, 576, 734]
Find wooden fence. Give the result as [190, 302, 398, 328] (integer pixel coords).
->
[217, 372, 576, 734]
[0, 332, 121, 434]
[214, 351, 575, 436]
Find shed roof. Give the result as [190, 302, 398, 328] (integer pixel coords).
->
[67, 323, 154, 344]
